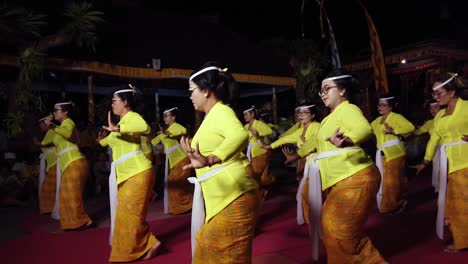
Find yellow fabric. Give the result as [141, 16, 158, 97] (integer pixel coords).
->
[279, 122, 302, 138]
[244, 119, 272, 158]
[51, 118, 83, 172]
[150, 122, 187, 169]
[371, 112, 415, 162]
[140, 135, 152, 155]
[191, 102, 257, 222]
[317, 101, 374, 190]
[414, 119, 434, 136]
[39, 165, 56, 214]
[109, 168, 158, 262]
[424, 98, 468, 173]
[267, 123, 279, 130]
[379, 156, 406, 213]
[445, 167, 468, 250]
[99, 111, 152, 185]
[194, 189, 260, 264]
[41, 129, 57, 170]
[270, 121, 319, 152]
[59, 158, 91, 230]
[168, 157, 193, 214]
[321, 165, 384, 264]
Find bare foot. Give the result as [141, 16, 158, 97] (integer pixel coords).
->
[143, 241, 161, 260]
[444, 244, 460, 253]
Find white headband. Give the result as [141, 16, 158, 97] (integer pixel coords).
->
[298, 104, 315, 110]
[430, 102, 439, 106]
[189, 66, 228, 81]
[322, 75, 352, 83]
[243, 106, 255, 114]
[55, 102, 72, 107]
[379, 96, 395, 101]
[433, 73, 458, 91]
[114, 84, 136, 95]
[163, 107, 178, 114]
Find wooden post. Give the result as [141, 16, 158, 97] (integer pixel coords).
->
[154, 91, 160, 125]
[87, 75, 94, 124]
[272, 87, 278, 124]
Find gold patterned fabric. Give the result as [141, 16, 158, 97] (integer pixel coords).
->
[445, 167, 468, 250]
[168, 157, 193, 214]
[379, 156, 406, 213]
[40, 165, 57, 214]
[321, 165, 385, 264]
[252, 152, 274, 187]
[193, 189, 260, 264]
[109, 168, 158, 262]
[59, 158, 91, 230]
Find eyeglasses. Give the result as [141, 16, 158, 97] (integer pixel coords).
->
[377, 103, 389, 108]
[318, 86, 338, 97]
[163, 114, 173, 118]
[112, 99, 121, 103]
[297, 111, 311, 115]
[53, 108, 62, 112]
[432, 90, 447, 99]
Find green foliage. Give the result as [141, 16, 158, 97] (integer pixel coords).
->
[3, 112, 24, 138]
[0, 5, 46, 45]
[289, 39, 328, 102]
[1, 1, 104, 138]
[63, 1, 104, 51]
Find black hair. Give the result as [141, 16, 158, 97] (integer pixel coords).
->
[244, 105, 257, 117]
[114, 84, 136, 110]
[163, 107, 179, 118]
[55, 99, 74, 118]
[433, 72, 465, 96]
[323, 68, 359, 98]
[190, 61, 239, 104]
[379, 94, 398, 109]
[297, 102, 317, 115]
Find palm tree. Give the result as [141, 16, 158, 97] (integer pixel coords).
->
[1, 1, 104, 137]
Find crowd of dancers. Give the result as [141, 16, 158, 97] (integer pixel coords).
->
[35, 63, 467, 263]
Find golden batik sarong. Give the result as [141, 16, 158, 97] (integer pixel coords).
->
[296, 157, 306, 181]
[40, 165, 57, 214]
[194, 189, 260, 264]
[379, 156, 406, 213]
[59, 158, 91, 229]
[110, 168, 158, 262]
[300, 177, 311, 224]
[168, 157, 193, 214]
[321, 165, 385, 264]
[445, 167, 468, 250]
[252, 152, 274, 187]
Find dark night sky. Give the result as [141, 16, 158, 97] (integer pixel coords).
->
[5, 0, 468, 74]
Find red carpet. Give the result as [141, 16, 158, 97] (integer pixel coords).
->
[1, 174, 467, 264]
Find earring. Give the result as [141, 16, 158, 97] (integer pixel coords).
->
[204, 94, 208, 98]
[339, 92, 344, 96]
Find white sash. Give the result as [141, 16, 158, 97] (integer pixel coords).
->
[163, 144, 181, 214]
[436, 141, 467, 240]
[51, 146, 78, 220]
[246, 140, 261, 162]
[38, 147, 56, 199]
[432, 145, 441, 192]
[108, 150, 143, 245]
[375, 138, 401, 210]
[298, 147, 360, 261]
[187, 165, 227, 259]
